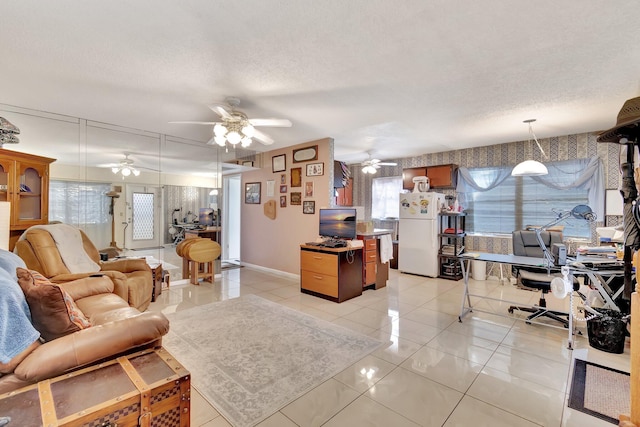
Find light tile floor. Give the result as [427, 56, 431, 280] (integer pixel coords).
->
[139, 248, 630, 427]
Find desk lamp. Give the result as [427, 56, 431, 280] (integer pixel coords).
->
[533, 204, 596, 273]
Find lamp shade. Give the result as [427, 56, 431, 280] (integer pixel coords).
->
[511, 160, 548, 177]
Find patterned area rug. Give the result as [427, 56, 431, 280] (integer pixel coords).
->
[568, 359, 630, 424]
[163, 295, 382, 427]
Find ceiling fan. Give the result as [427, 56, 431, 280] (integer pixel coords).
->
[361, 154, 397, 174]
[170, 97, 292, 147]
[99, 154, 159, 178]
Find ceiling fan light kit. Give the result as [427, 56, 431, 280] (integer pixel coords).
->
[171, 97, 291, 148]
[361, 154, 398, 174]
[212, 112, 256, 147]
[362, 165, 377, 174]
[512, 119, 549, 177]
[111, 154, 141, 178]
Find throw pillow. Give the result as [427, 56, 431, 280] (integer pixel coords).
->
[16, 268, 92, 341]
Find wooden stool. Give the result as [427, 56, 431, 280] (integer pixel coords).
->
[176, 239, 198, 280]
[176, 238, 221, 285]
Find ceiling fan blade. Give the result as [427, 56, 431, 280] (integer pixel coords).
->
[206, 136, 216, 145]
[377, 162, 397, 166]
[137, 165, 162, 172]
[169, 121, 219, 125]
[248, 118, 292, 127]
[209, 104, 234, 120]
[252, 129, 274, 145]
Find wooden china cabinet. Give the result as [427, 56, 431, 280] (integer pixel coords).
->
[0, 149, 56, 250]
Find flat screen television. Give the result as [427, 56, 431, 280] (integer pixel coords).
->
[319, 208, 357, 240]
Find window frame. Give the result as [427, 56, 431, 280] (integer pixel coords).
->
[371, 175, 403, 220]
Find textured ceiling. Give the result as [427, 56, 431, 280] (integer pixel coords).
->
[1, 0, 639, 171]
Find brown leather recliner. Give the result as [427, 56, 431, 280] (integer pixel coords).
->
[0, 271, 169, 394]
[15, 227, 153, 311]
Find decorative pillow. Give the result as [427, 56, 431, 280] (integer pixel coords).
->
[16, 268, 92, 341]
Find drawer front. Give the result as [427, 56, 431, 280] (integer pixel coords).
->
[301, 270, 339, 297]
[363, 262, 376, 285]
[301, 250, 338, 275]
[364, 252, 377, 263]
[364, 239, 377, 251]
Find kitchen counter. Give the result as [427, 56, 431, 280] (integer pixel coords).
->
[356, 228, 393, 237]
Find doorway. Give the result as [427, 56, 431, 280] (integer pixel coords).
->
[222, 175, 241, 264]
[125, 184, 163, 250]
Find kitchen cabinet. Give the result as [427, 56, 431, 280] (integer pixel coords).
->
[427, 164, 458, 188]
[335, 178, 353, 206]
[402, 164, 458, 190]
[357, 232, 389, 290]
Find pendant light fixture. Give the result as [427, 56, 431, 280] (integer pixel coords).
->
[512, 119, 549, 177]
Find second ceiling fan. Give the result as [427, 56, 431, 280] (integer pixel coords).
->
[171, 97, 292, 147]
[361, 154, 397, 174]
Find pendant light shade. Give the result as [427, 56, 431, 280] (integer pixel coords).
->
[512, 119, 549, 177]
[511, 159, 548, 176]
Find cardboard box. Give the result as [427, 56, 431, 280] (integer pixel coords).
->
[357, 221, 373, 233]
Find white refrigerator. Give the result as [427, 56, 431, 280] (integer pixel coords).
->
[398, 192, 446, 277]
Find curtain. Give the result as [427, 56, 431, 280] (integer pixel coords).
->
[371, 176, 402, 219]
[531, 157, 604, 219]
[457, 157, 604, 220]
[457, 166, 512, 195]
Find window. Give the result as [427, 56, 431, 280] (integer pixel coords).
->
[371, 176, 402, 219]
[49, 180, 111, 225]
[459, 158, 602, 238]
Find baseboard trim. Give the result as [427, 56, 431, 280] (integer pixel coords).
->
[239, 262, 300, 281]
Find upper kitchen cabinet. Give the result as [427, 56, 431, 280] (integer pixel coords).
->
[402, 164, 458, 190]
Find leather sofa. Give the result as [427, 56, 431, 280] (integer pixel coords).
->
[15, 226, 153, 311]
[0, 249, 169, 394]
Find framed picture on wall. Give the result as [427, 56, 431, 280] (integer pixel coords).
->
[306, 162, 324, 176]
[272, 154, 286, 173]
[280, 185, 287, 193]
[280, 195, 287, 207]
[303, 201, 315, 214]
[304, 181, 314, 197]
[245, 182, 261, 204]
[292, 145, 318, 163]
[291, 167, 302, 187]
[290, 192, 302, 205]
[266, 180, 275, 197]
[280, 173, 286, 184]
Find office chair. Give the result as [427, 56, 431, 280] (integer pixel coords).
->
[508, 230, 580, 327]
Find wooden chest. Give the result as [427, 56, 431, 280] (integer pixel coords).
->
[0, 347, 190, 426]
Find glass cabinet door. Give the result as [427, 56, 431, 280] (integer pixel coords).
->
[17, 163, 47, 223]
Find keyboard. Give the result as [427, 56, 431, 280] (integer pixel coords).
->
[305, 240, 347, 248]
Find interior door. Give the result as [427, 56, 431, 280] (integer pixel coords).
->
[222, 175, 241, 263]
[125, 184, 162, 250]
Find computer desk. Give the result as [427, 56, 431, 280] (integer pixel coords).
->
[457, 253, 624, 349]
